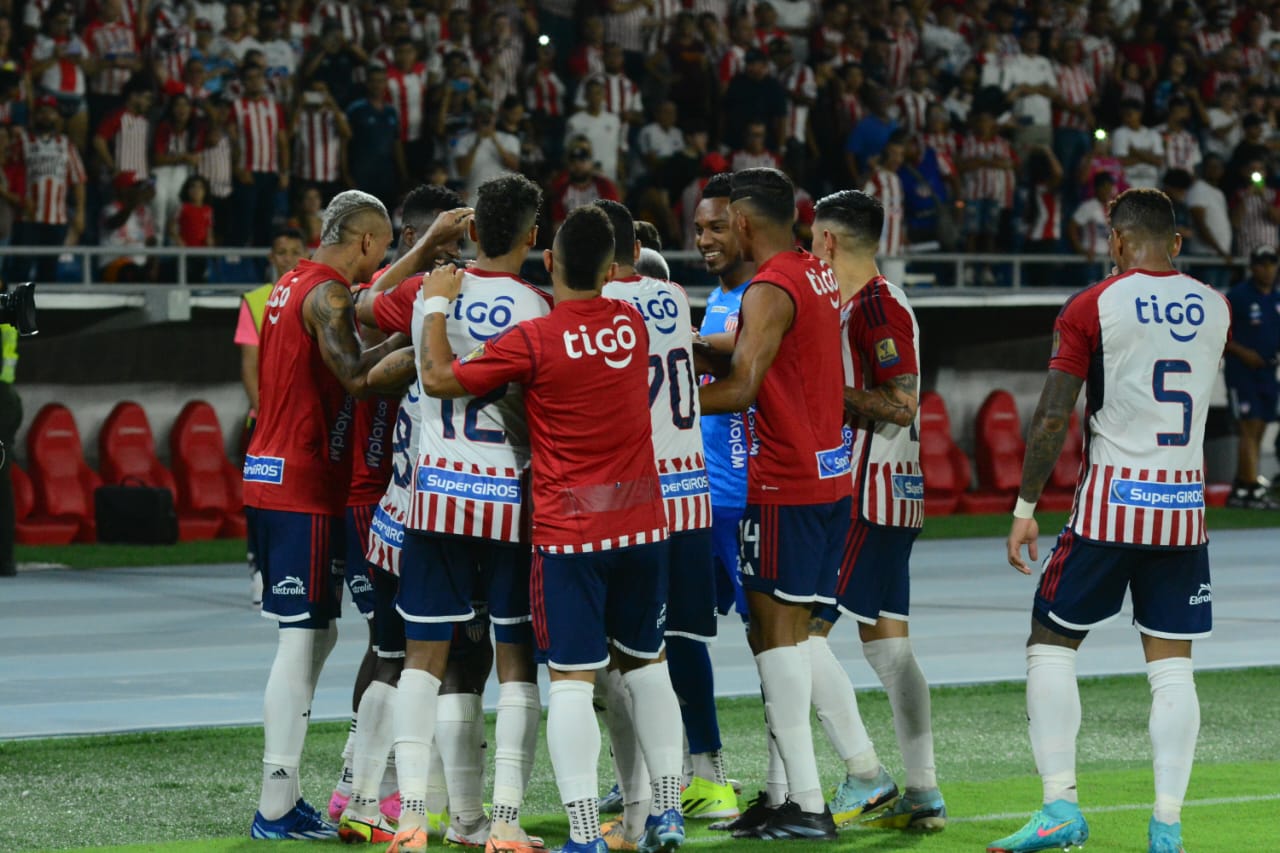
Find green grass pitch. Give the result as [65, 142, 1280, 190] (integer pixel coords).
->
[2, 668, 1276, 852]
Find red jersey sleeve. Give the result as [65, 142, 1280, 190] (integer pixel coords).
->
[452, 325, 534, 395]
[1048, 287, 1102, 378]
[853, 286, 918, 384]
[370, 277, 418, 336]
[96, 109, 122, 140]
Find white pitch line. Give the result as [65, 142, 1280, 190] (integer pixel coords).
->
[680, 793, 1280, 843]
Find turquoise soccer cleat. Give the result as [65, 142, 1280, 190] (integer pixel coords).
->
[861, 786, 947, 831]
[986, 800, 1089, 852]
[828, 766, 899, 826]
[1148, 816, 1187, 853]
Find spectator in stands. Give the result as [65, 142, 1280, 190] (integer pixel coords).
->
[0, 125, 26, 254]
[548, 135, 620, 233]
[1067, 172, 1116, 283]
[864, 129, 907, 280]
[771, 37, 817, 181]
[1053, 35, 1096, 206]
[453, 99, 520, 203]
[959, 108, 1016, 278]
[1187, 155, 1235, 289]
[437, 50, 479, 140]
[1163, 168, 1196, 242]
[1205, 82, 1243, 161]
[1111, 98, 1164, 190]
[1022, 145, 1064, 254]
[895, 64, 936, 135]
[197, 94, 235, 244]
[16, 96, 87, 281]
[230, 62, 288, 247]
[567, 15, 606, 84]
[576, 42, 642, 128]
[844, 84, 898, 183]
[1076, 128, 1128, 200]
[637, 100, 684, 186]
[665, 14, 715, 137]
[345, 64, 403, 211]
[257, 5, 298, 103]
[292, 80, 349, 204]
[565, 76, 625, 186]
[84, 0, 144, 130]
[724, 46, 788, 153]
[526, 36, 568, 163]
[30, 4, 91, 151]
[1231, 161, 1280, 259]
[216, 2, 264, 65]
[301, 20, 364, 108]
[1224, 245, 1280, 509]
[386, 38, 429, 177]
[99, 171, 159, 283]
[289, 185, 323, 250]
[94, 75, 153, 186]
[170, 174, 215, 281]
[151, 93, 203, 245]
[1227, 114, 1272, 198]
[1161, 96, 1203, 176]
[899, 130, 957, 250]
[731, 119, 782, 172]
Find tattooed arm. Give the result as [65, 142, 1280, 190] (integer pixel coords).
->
[843, 374, 919, 427]
[367, 345, 417, 395]
[1007, 368, 1084, 574]
[418, 265, 468, 398]
[304, 281, 404, 399]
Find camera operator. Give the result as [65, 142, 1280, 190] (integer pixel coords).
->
[0, 282, 20, 577]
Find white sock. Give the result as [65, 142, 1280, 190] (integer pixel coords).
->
[765, 729, 788, 808]
[604, 668, 650, 839]
[757, 645, 823, 813]
[864, 636, 937, 790]
[308, 621, 338, 703]
[425, 745, 448, 816]
[392, 669, 442, 831]
[380, 752, 398, 801]
[622, 662, 685, 815]
[493, 681, 541, 829]
[436, 692, 486, 825]
[348, 682, 396, 816]
[260, 628, 317, 819]
[809, 636, 879, 779]
[548, 680, 602, 806]
[1027, 644, 1081, 804]
[1148, 657, 1199, 825]
[691, 750, 728, 787]
[335, 715, 358, 797]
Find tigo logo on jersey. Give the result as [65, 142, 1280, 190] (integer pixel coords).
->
[1189, 583, 1212, 605]
[629, 294, 681, 334]
[271, 575, 305, 596]
[244, 455, 285, 484]
[417, 467, 522, 504]
[1109, 478, 1204, 508]
[806, 265, 841, 308]
[660, 469, 711, 499]
[453, 293, 517, 341]
[562, 315, 639, 369]
[1134, 291, 1206, 342]
[815, 443, 853, 479]
[891, 474, 925, 501]
[370, 505, 405, 547]
[875, 337, 900, 367]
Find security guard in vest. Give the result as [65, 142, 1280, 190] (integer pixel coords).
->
[1, 295, 21, 577]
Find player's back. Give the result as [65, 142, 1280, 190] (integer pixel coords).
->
[244, 258, 353, 516]
[1051, 269, 1231, 546]
[746, 248, 852, 506]
[603, 274, 710, 531]
[409, 269, 552, 540]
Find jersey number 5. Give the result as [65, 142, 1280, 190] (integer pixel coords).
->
[1152, 359, 1192, 447]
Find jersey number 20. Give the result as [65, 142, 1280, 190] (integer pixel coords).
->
[648, 348, 696, 429]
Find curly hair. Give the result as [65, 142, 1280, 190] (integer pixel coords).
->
[474, 174, 542, 258]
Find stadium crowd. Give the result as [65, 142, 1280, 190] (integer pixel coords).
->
[3, 0, 1280, 284]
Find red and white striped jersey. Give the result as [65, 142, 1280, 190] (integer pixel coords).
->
[386, 63, 428, 141]
[1232, 187, 1280, 257]
[154, 119, 201, 161]
[1054, 63, 1094, 131]
[84, 21, 138, 95]
[644, 0, 682, 52]
[960, 134, 1016, 206]
[731, 149, 781, 172]
[1242, 44, 1266, 78]
[604, 4, 647, 53]
[366, 380, 420, 577]
[1084, 35, 1116, 88]
[841, 277, 923, 529]
[844, 92, 866, 126]
[1050, 270, 1231, 548]
[574, 71, 642, 119]
[526, 67, 567, 117]
[310, 0, 363, 45]
[885, 27, 919, 90]
[1193, 29, 1231, 59]
[829, 42, 862, 67]
[487, 37, 524, 98]
[894, 88, 935, 133]
[921, 131, 957, 165]
[719, 44, 746, 86]
[31, 35, 89, 96]
[96, 108, 151, 179]
[602, 274, 711, 533]
[1028, 184, 1062, 241]
[1162, 127, 1202, 173]
[408, 269, 553, 541]
[293, 108, 342, 183]
[864, 168, 905, 256]
[780, 62, 817, 142]
[233, 96, 285, 173]
[17, 130, 86, 226]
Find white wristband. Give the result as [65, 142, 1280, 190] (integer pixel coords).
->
[1013, 498, 1037, 519]
[422, 296, 450, 316]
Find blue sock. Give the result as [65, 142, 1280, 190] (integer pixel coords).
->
[666, 636, 721, 754]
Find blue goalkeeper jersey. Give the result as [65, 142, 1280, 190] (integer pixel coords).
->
[698, 279, 751, 509]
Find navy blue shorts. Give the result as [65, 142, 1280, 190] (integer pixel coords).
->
[711, 505, 747, 618]
[372, 567, 404, 659]
[739, 497, 852, 605]
[396, 530, 532, 644]
[667, 529, 717, 642]
[1034, 529, 1213, 640]
[814, 517, 918, 626]
[344, 504, 378, 618]
[1227, 375, 1279, 422]
[531, 541, 669, 671]
[250, 507, 343, 628]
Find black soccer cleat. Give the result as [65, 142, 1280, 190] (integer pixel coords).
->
[732, 800, 838, 841]
[712, 790, 775, 833]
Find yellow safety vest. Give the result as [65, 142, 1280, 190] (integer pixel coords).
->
[243, 283, 274, 336]
[1, 324, 16, 385]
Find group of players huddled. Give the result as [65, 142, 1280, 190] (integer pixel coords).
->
[242, 165, 1227, 853]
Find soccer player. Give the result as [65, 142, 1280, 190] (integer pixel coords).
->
[416, 205, 686, 853]
[692, 172, 755, 623]
[699, 167, 851, 840]
[594, 199, 735, 845]
[382, 173, 553, 853]
[807, 189, 946, 831]
[994, 188, 1230, 853]
[245, 190, 406, 840]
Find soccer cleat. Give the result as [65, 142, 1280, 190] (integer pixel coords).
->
[555, 840, 608, 853]
[732, 800, 837, 841]
[986, 800, 1089, 852]
[727, 778, 743, 796]
[389, 826, 431, 852]
[828, 766, 899, 826]
[486, 833, 548, 853]
[680, 777, 739, 820]
[381, 791, 403, 822]
[446, 814, 493, 847]
[329, 790, 350, 822]
[861, 787, 947, 831]
[427, 807, 451, 839]
[710, 790, 775, 832]
[1148, 817, 1187, 853]
[1226, 483, 1280, 509]
[338, 812, 398, 844]
[599, 784, 624, 815]
[637, 808, 685, 853]
[250, 800, 339, 840]
[600, 819, 638, 851]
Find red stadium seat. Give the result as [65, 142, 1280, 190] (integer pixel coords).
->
[958, 390, 1024, 514]
[11, 463, 81, 545]
[170, 400, 245, 539]
[24, 403, 101, 542]
[918, 391, 972, 517]
[1040, 411, 1084, 512]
